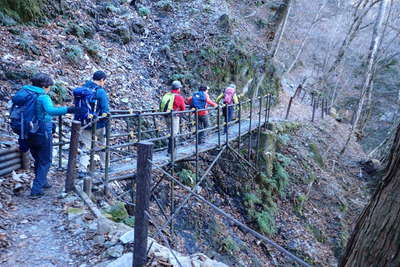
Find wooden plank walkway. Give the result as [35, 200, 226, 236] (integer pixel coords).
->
[104, 113, 281, 181]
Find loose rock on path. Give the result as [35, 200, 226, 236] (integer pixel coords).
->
[0, 170, 94, 267]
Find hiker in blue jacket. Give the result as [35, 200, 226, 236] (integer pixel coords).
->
[80, 71, 110, 169]
[12, 73, 75, 198]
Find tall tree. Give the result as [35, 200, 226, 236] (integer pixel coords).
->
[341, 0, 390, 154]
[327, 0, 382, 75]
[339, 122, 400, 266]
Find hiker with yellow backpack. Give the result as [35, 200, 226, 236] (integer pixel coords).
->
[216, 84, 239, 133]
[160, 81, 186, 154]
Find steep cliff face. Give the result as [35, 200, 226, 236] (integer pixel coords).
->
[0, 0, 288, 114]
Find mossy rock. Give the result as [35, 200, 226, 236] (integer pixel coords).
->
[105, 202, 129, 222]
[0, 0, 62, 23]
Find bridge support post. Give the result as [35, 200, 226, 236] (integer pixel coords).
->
[66, 120, 81, 193]
[134, 142, 153, 267]
[248, 98, 253, 161]
[256, 97, 263, 166]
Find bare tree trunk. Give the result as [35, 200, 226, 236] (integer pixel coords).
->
[339, 122, 400, 266]
[266, 0, 292, 50]
[285, 1, 328, 75]
[327, 0, 382, 75]
[341, 0, 390, 154]
[272, 0, 292, 59]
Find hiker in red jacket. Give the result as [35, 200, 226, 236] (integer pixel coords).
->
[187, 85, 218, 144]
[160, 80, 186, 154]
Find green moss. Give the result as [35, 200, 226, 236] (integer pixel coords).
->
[122, 216, 135, 227]
[243, 193, 261, 209]
[67, 207, 84, 215]
[255, 209, 276, 235]
[64, 45, 83, 65]
[221, 236, 239, 254]
[294, 194, 307, 216]
[138, 6, 150, 17]
[178, 169, 195, 186]
[0, 0, 44, 23]
[83, 40, 101, 62]
[309, 143, 325, 167]
[307, 224, 327, 243]
[16, 38, 41, 56]
[273, 161, 289, 197]
[105, 202, 129, 222]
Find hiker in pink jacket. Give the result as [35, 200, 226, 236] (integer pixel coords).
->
[216, 84, 239, 133]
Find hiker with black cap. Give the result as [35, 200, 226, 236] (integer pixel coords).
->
[160, 80, 186, 154]
[74, 70, 110, 169]
[187, 85, 218, 144]
[10, 73, 76, 198]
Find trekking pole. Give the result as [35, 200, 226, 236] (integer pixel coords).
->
[321, 98, 324, 119]
[217, 105, 221, 149]
[58, 116, 63, 170]
[225, 105, 229, 145]
[238, 101, 242, 151]
[195, 110, 199, 184]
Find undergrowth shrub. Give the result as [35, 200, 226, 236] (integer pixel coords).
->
[64, 45, 83, 65]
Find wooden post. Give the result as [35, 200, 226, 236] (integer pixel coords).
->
[104, 119, 111, 195]
[21, 152, 30, 170]
[133, 142, 153, 267]
[66, 121, 81, 193]
[89, 121, 97, 175]
[285, 96, 293, 120]
[311, 100, 317, 122]
[58, 116, 63, 169]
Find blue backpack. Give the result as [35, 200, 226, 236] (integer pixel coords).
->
[73, 86, 98, 125]
[10, 88, 42, 139]
[190, 91, 206, 109]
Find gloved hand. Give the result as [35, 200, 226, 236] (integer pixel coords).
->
[67, 106, 76, 114]
[101, 113, 109, 118]
[87, 114, 94, 119]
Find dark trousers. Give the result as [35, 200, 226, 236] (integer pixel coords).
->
[28, 132, 52, 195]
[223, 106, 234, 133]
[198, 115, 209, 143]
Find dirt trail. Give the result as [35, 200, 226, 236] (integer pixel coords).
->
[0, 170, 89, 267]
[0, 88, 359, 267]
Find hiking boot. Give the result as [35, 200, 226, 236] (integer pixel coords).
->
[29, 192, 45, 199]
[43, 184, 52, 190]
